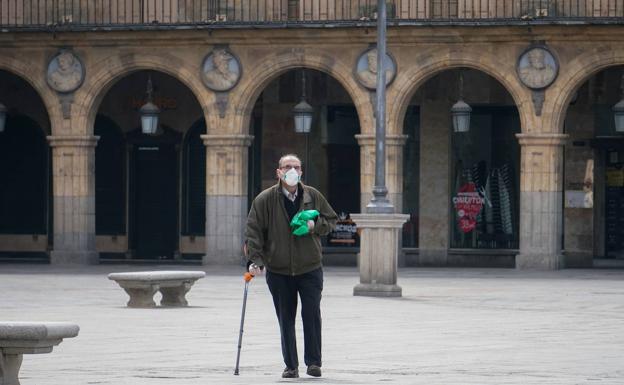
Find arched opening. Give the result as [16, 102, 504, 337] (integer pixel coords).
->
[249, 68, 360, 252]
[402, 68, 520, 266]
[94, 70, 203, 261]
[0, 70, 51, 262]
[562, 65, 624, 267]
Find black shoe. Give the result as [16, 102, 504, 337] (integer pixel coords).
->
[306, 365, 322, 377]
[282, 367, 299, 378]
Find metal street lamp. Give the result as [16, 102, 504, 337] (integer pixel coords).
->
[451, 71, 472, 133]
[140, 75, 160, 135]
[293, 69, 313, 173]
[0, 102, 7, 133]
[293, 70, 313, 134]
[366, 0, 393, 214]
[613, 74, 624, 133]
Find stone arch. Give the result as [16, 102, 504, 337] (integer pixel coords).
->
[548, 49, 624, 134]
[229, 49, 374, 135]
[0, 56, 59, 127]
[74, 53, 212, 136]
[388, 47, 528, 136]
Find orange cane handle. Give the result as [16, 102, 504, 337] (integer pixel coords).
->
[243, 272, 254, 282]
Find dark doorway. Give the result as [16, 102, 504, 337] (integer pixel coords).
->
[95, 115, 126, 236]
[326, 105, 360, 216]
[0, 115, 49, 235]
[181, 120, 206, 236]
[602, 145, 624, 258]
[127, 127, 181, 259]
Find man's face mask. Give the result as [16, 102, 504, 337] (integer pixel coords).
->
[282, 168, 300, 187]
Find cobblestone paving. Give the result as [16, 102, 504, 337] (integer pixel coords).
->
[1, 265, 623, 384]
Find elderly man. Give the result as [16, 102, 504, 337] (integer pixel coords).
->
[245, 153, 337, 378]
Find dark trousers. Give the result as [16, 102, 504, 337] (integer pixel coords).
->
[266, 268, 323, 370]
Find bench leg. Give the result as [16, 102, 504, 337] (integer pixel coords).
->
[159, 282, 192, 307]
[0, 352, 23, 385]
[122, 285, 159, 308]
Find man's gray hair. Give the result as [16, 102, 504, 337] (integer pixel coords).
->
[279, 154, 302, 168]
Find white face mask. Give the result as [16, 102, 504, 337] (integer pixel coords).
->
[283, 168, 300, 187]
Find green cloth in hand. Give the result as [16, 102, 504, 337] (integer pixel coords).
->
[290, 210, 320, 236]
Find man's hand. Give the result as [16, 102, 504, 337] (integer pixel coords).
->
[307, 220, 315, 232]
[248, 263, 264, 276]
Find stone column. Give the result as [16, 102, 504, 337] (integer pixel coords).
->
[47, 135, 99, 264]
[418, 99, 451, 265]
[351, 213, 409, 297]
[356, 134, 408, 211]
[201, 134, 253, 264]
[516, 133, 568, 270]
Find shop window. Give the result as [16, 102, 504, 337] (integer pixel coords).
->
[450, 106, 520, 249]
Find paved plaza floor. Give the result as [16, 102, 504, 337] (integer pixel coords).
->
[1, 264, 623, 385]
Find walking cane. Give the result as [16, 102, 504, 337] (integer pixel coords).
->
[234, 271, 254, 375]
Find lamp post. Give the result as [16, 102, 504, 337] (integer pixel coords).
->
[0, 102, 7, 133]
[614, 73, 624, 133]
[451, 71, 472, 133]
[367, 0, 393, 214]
[293, 69, 313, 171]
[351, 0, 409, 297]
[140, 75, 160, 135]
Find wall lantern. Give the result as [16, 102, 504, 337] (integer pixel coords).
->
[292, 70, 313, 134]
[451, 71, 472, 133]
[613, 74, 624, 133]
[140, 75, 160, 135]
[0, 102, 7, 133]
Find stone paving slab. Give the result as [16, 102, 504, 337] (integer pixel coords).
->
[0, 264, 623, 384]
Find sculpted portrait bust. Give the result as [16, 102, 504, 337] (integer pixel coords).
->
[46, 51, 84, 93]
[201, 48, 241, 92]
[516, 47, 558, 90]
[355, 48, 396, 90]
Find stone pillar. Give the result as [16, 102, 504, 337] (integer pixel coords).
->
[351, 213, 409, 297]
[201, 134, 253, 264]
[47, 135, 99, 264]
[356, 134, 408, 211]
[418, 99, 451, 265]
[516, 133, 568, 270]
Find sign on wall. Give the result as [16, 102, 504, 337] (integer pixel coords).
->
[452, 182, 485, 233]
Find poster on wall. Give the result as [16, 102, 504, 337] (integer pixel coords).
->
[328, 213, 358, 246]
[452, 182, 485, 233]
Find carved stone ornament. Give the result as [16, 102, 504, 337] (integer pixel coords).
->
[46, 50, 85, 93]
[354, 47, 397, 90]
[516, 46, 559, 90]
[201, 48, 242, 92]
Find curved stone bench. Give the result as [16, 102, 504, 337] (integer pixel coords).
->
[0, 322, 79, 385]
[108, 271, 206, 308]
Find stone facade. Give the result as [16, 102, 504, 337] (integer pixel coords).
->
[1, 22, 624, 269]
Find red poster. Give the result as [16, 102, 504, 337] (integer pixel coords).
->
[452, 183, 484, 233]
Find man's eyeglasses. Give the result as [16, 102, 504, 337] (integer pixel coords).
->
[280, 165, 301, 171]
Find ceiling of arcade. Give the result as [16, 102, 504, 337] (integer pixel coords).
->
[1, 25, 624, 136]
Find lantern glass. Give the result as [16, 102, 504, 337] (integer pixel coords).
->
[140, 100, 160, 135]
[141, 114, 158, 135]
[293, 99, 313, 134]
[451, 100, 472, 133]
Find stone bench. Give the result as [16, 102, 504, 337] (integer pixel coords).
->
[108, 271, 206, 308]
[0, 322, 79, 385]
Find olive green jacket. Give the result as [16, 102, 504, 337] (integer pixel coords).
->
[245, 182, 337, 276]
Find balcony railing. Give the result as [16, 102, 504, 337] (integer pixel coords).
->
[1, 0, 623, 29]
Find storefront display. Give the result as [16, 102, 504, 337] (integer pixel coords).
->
[451, 107, 520, 249]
